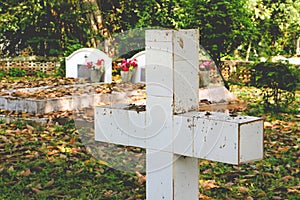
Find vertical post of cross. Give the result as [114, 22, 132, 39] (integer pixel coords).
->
[145, 29, 200, 200]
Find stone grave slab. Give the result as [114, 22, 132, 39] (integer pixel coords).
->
[199, 85, 237, 103]
[65, 48, 112, 83]
[130, 51, 146, 83]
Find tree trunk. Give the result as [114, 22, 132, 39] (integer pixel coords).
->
[85, 0, 108, 47]
[246, 42, 251, 61]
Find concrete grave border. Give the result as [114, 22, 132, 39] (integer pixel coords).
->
[0, 83, 144, 114]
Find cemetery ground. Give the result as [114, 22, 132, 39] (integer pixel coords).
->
[0, 77, 299, 199]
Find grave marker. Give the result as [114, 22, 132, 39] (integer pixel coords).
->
[65, 48, 112, 83]
[130, 51, 146, 83]
[94, 29, 263, 200]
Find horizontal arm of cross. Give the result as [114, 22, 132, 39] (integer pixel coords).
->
[95, 104, 263, 165]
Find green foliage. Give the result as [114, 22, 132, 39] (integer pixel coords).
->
[101, 0, 255, 66]
[8, 68, 27, 77]
[34, 70, 47, 78]
[101, 0, 186, 32]
[55, 43, 85, 77]
[101, 0, 300, 61]
[0, 70, 6, 78]
[244, 0, 300, 58]
[112, 28, 146, 59]
[249, 62, 299, 111]
[64, 43, 86, 58]
[0, 0, 92, 57]
[1, 0, 299, 63]
[11, 118, 28, 129]
[184, 0, 255, 65]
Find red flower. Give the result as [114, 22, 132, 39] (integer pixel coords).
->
[121, 58, 138, 71]
[86, 62, 92, 69]
[129, 58, 138, 68]
[96, 59, 104, 66]
[86, 59, 105, 70]
[122, 66, 129, 71]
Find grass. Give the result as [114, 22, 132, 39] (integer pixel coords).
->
[0, 84, 299, 199]
[0, 120, 144, 199]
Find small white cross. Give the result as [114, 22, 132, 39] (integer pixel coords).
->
[95, 29, 264, 200]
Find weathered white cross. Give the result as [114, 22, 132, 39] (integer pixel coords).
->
[95, 29, 263, 200]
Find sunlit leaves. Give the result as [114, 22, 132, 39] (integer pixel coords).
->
[248, 62, 299, 110]
[247, 0, 300, 56]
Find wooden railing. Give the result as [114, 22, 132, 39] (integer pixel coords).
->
[0, 57, 60, 75]
[0, 57, 264, 84]
[220, 60, 253, 83]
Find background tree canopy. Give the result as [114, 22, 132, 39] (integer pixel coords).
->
[0, 0, 299, 63]
[0, 0, 92, 56]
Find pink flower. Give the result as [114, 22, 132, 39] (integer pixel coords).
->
[86, 58, 105, 70]
[96, 59, 104, 66]
[199, 60, 212, 71]
[86, 62, 92, 69]
[129, 58, 138, 68]
[121, 58, 138, 71]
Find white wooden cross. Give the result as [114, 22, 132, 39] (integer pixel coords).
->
[94, 29, 264, 200]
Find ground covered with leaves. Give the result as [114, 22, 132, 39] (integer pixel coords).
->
[0, 82, 299, 199]
[0, 77, 81, 91]
[0, 77, 145, 99]
[0, 120, 145, 199]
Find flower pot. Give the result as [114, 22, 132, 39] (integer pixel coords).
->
[130, 68, 137, 83]
[199, 71, 210, 87]
[121, 71, 133, 83]
[91, 69, 104, 82]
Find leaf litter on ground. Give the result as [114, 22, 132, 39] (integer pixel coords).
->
[0, 79, 299, 199]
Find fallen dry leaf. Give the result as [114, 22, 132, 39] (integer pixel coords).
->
[8, 166, 14, 171]
[22, 168, 31, 176]
[69, 137, 76, 144]
[31, 187, 41, 193]
[35, 184, 42, 189]
[239, 186, 248, 193]
[199, 193, 211, 200]
[224, 182, 234, 187]
[199, 180, 219, 190]
[26, 124, 35, 131]
[75, 168, 84, 174]
[264, 121, 272, 128]
[0, 135, 11, 143]
[135, 171, 146, 185]
[287, 186, 300, 194]
[262, 172, 275, 177]
[280, 175, 294, 182]
[44, 179, 55, 188]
